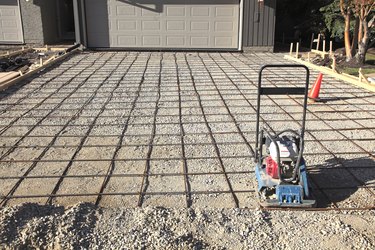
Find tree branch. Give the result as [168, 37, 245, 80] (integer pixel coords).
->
[364, 4, 374, 16]
[368, 15, 375, 27]
[340, 0, 347, 15]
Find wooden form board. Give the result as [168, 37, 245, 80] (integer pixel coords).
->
[284, 55, 375, 93]
[0, 50, 79, 91]
[0, 72, 20, 83]
[0, 48, 33, 59]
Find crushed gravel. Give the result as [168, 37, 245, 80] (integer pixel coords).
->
[0, 203, 374, 249]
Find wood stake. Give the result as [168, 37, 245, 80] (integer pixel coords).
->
[290, 43, 293, 56]
[296, 42, 299, 58]
[310, 33, 315, 50]
[329, 41, 333, 56]
[331, 56, 337, 72]
[316, 34, 321, 50]
[307, 52, 310, 62]
[359, 68, 370, 84]
[323, 40, 326, 53]
[40, 57, 43, 66]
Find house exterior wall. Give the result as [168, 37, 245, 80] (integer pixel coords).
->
[242, 0, 276, 51]
[17, 0, 277, 50]
[19, 0, 59, 44]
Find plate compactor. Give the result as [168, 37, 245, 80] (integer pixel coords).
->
[254, 65, 316, 208]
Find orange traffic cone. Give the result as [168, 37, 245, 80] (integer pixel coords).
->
[308, 73, 323, 100]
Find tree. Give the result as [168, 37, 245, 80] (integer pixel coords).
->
[320, 0, 347, 39]
[339, 0, 355, 60]
[354, 0, 375, 64]
[322, 0, 374, 63]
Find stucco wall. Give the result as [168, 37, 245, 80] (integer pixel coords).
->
[19, 0, 59, 44]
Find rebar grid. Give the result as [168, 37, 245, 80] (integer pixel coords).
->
[232, 52, 375, 209]
[0, 52, 374, 210]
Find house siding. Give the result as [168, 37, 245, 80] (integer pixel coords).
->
[242, 0, 276, 51]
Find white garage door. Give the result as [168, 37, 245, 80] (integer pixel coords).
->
[85, 0, 239, 49]
[0, 0, 23, 43]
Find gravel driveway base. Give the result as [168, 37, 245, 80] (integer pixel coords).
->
[0, 52, 374, 210]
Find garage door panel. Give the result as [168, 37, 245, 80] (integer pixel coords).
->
[191, 37, 209, 47]
[116, 5, 136, 16]
[191, 21, 210, 31]
[215, 21, 235, 31]
[85, 0, 239, 49]
[215, 7, 235, 16]
[167, 36, 185, 46]
[143, 36, 161, 46]
[215, 37, 233, 47]
[141, 7, 161, 17]
[1, 8, 16, 16]
[118, 20, 136, 31]
[166, 6, 185, 16]
[118, 36, 137, 46]
[191, 7, 210, 16]
[0, 0, 23, 43]
[167, 21, 185, 31]
[142, 21, 160, 30]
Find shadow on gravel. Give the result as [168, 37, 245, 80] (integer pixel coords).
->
[308, 157, 375, 208]
[69, 203, 98, 249]
[317, 94, 375, 103]
[0, 202, 98, 248]
[174, 233, 209, 249]
[0, 203, 64, 245]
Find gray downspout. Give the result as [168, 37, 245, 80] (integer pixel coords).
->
[72, 0, 81, 44]
[79, 0, 88, 47]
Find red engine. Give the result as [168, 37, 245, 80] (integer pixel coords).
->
[266, 156, 279, 179]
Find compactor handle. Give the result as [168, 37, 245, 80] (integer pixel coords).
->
[255, 64, 310, 163]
